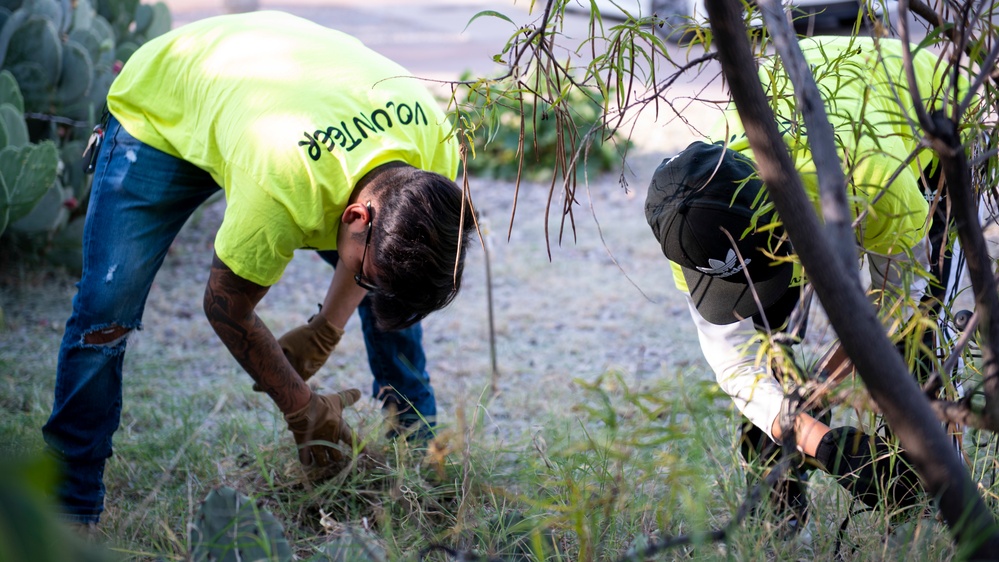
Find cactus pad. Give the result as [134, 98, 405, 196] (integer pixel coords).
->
[189, 487, 293, 562]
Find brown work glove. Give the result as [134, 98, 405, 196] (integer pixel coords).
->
[253, 313, 344, 392]
[285, 389, 362, 467]
[279, 313, 345, 381]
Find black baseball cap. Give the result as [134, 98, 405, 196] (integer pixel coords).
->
[645, 141, 795, 325]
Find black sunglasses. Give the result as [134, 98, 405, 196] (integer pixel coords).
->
[354, 202, 379, 292]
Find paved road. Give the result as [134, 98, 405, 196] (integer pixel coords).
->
[154, 0, 943, 155]
[157, 0, 723, 155]
[161, 0, 584, 80]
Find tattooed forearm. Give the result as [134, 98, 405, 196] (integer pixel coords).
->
[204, 253, 310, 413]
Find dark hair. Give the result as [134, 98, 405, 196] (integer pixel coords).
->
[366, 166, 475, 331]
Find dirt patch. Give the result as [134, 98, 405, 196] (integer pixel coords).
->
[0, 146, 721, 447]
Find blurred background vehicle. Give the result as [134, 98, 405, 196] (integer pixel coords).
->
[574, 0, 898, 42]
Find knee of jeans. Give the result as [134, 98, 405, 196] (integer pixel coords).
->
[78, 322, 139, 353]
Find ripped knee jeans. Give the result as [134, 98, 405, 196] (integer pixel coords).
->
[42, 116, 219, 523]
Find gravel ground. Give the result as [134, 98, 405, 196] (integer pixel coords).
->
[196, 154, 713, 442]
[0, 0, 841, 449]
[0, 144, 727, 449]
[0, 0, 734, 445]
[4, 141, 987, 452]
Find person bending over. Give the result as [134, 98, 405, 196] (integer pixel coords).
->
[43, 11, 475, 528]
[645, 36, 964, 536]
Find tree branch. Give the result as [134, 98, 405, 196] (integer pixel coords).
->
[930, 400, 999, 432]
[897, 2, 999, 431]
[755, 0, 858, 277]
[702, 0, 999, 556]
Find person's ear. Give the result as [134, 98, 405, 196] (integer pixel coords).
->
[341, 201, 371, 227]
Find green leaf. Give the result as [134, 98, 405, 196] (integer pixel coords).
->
[9, 178, 68, 233]
[463, 9, 515, 33]
[54, 40, 94, 105]
[95, 0, 139, 39]
[7, 61, 48, 112]
[114, 40, 139, 65]
[59, 139, 88, 199]
[0, 7, 11, 33]
[0, 69, 24, 112]
[129, 1, 169, 42]
[0, 8, 29, 69]
[71, 0, 96, 31]
[132, 1, 150, 32]
[0, 103, 28, 146]
[0, 141, 59, 223]
[24, 0, 64, 26]
[0, 172, 9, 237]
[190, 487, 292, 562]
[5, 15, 62, 82]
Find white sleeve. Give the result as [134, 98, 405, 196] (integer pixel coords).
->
[685, 295, 785, 442]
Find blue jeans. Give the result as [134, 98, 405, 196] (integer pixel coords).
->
[315, 251, 437, 424]
[42, 116, 221, 523]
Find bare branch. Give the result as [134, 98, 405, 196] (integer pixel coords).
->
[756, 0, 858, 275]
[703, 0, 999, 555]
[930, 400, 999, 432]
[898, 0, 999, 436]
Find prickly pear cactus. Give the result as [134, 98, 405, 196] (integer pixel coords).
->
[0, 69, 24, 112]
[0, 100, 29, 146]
[190, 487, 293, 562]
[9, 177, 69, 234]
[0, 0, 170, 270]
[0, 70, 59, 237]
[0, 141, 59, 236]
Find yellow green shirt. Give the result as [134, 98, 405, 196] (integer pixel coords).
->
[107, 11, 458, 286]
[674, 36, 951, 293]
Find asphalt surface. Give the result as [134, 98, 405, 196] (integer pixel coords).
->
[157, 0, 723, 155]
[163, 0, 580, 80]
[153, 0, 942, 156]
